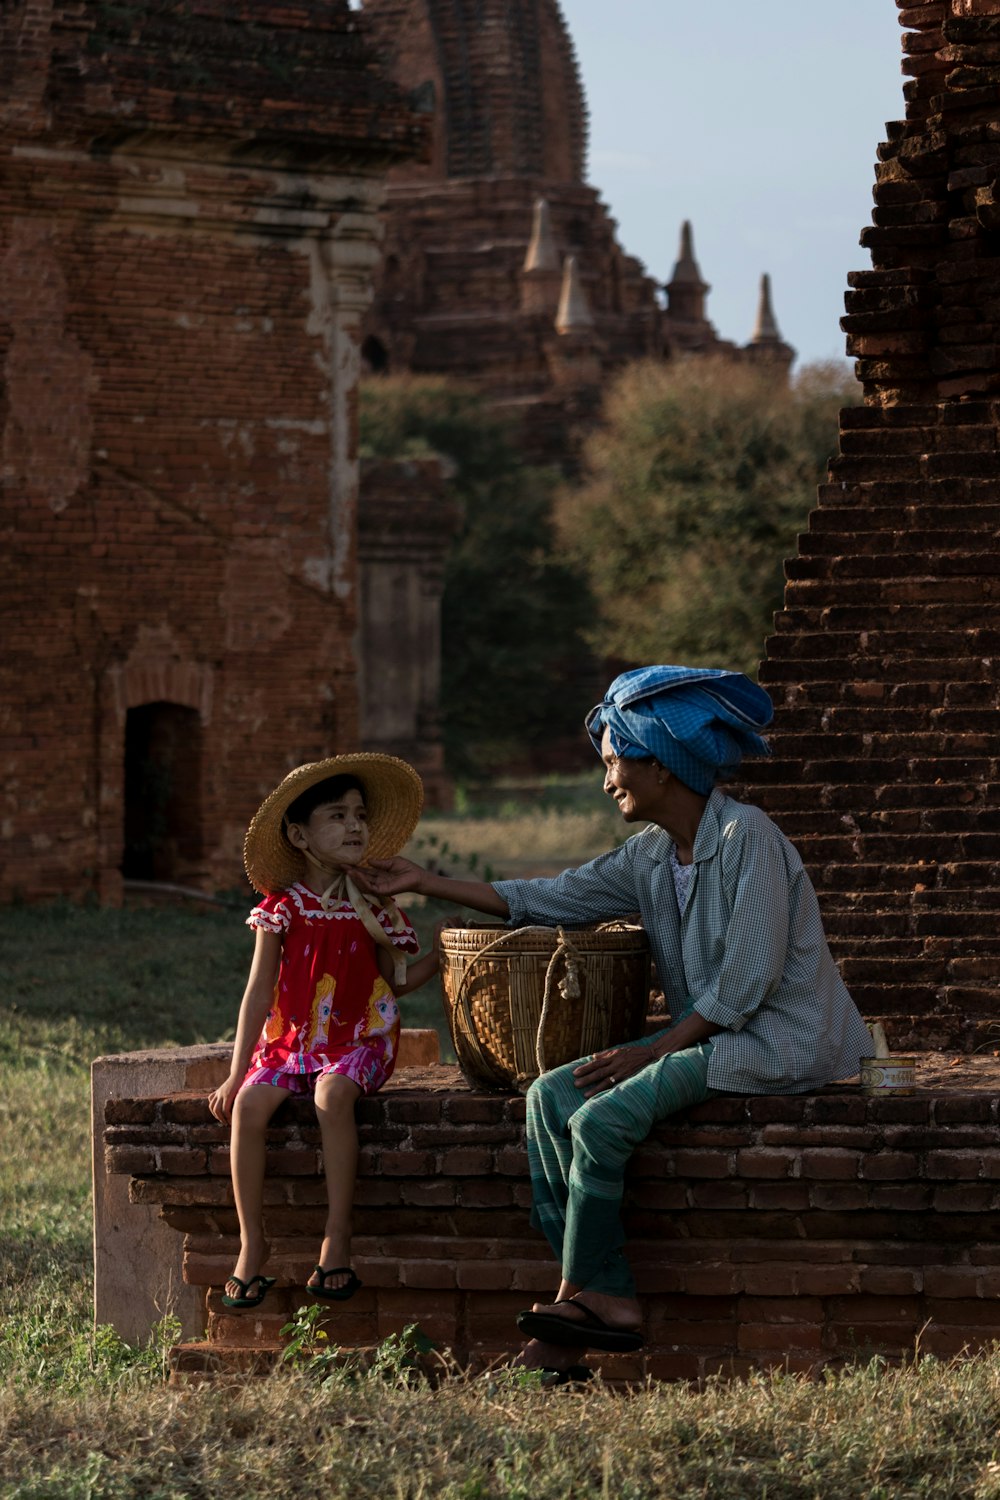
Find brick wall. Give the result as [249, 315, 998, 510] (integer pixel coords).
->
[743, 0, 1000, 1048]
[1, 1, 427, 901]
[105, 1061, 1000, 1381]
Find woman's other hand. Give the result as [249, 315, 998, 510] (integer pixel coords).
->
[572, 1044, 655, 1098]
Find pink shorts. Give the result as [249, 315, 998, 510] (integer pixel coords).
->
[240, 1044, 393, 1099]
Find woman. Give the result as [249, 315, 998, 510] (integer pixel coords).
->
[362, 665, 871, 1376]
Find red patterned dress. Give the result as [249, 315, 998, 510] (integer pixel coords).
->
[240, 883, 420, 1097]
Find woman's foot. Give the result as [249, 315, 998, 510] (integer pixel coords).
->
[516, 1289, 644, 1352]
[530, 1289, 641, 1332]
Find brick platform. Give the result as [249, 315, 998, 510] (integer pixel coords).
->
[104, 1057, 1000, 1382]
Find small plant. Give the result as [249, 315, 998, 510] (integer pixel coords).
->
[278, 1302, 342, 1380]
[363, 1322, 437, 1386]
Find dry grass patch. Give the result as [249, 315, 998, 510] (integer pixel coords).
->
[5, 1354, 1000, 1498]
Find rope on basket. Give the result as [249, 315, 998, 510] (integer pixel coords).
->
[536, 928, 583, 1075]
[448, 925, 585, 1084]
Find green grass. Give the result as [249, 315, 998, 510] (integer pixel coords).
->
[4, 834, 1000, 1495]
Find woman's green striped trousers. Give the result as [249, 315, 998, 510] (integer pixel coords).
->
[525, 1030, 715, 1297]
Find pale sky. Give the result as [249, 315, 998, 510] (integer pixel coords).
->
[560, 0, 905, 369]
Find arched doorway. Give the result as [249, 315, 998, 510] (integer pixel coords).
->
[361, 335, 389, 375]
[122, 702, 203, 882]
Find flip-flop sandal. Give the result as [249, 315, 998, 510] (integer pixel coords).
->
[517, 1297, 644, 1353]
[221, 1273, 276, 1309]
[308, 1265, 363, 1301]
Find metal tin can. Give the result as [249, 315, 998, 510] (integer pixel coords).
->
[859, 1056, 918, 1096]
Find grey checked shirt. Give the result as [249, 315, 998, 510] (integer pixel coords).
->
[494, 788, 871, 1095]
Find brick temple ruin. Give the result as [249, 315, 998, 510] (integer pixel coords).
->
[0, 0, 458, 905]
[745, 0, 1000, 1057]
[98, 0, 1000, 1384]
[359, 0, 794, 463]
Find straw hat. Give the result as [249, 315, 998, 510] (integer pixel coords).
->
[244, 753, 424, 895]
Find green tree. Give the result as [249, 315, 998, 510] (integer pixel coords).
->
[359, 377, 596, 777]
[555, 359, 860, 676]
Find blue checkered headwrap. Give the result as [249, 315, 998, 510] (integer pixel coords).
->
[585, 665, 773, 795]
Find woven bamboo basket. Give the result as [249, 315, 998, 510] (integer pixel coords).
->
[440, 923, 651, 1093]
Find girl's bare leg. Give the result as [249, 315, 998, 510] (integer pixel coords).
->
[309, 1072, 362, 1292]
[227, 1082, 287, 1296]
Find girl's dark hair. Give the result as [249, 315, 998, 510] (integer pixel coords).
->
[283, 774, 365, 830]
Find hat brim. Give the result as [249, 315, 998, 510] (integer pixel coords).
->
[244, 753, 424, 895]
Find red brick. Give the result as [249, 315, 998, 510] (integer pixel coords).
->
[679, 1265, 741, 1297]
[657, 1320, 737, 1349]
[398, 1260, 457, 1290]
[738, 1324, 824, 1353]
[380, 1151, 436, 1177]
[798, 1149, 862, 1180]
[798, 1265, 864, 1296]
[455, 1262, 515, 1291]
[672, 1150, 733, 1179]
[735, 1149, 797, 1178]
[858, 1266, 923, 1295]
[859, 1152, 920, 1180]
[446, 1097, 508, 1125]
[398, 1181, 456, 1207]
[435, 1147, 495, 1175]
[688, 1183, 749, 1211]
[922, 1267, 983, 1297]
[748, 1184, 811, 1211]
[923, 1150, 987, 1179]
[458, 1180, 515, 1208]
[739, 1265, 800, 1297]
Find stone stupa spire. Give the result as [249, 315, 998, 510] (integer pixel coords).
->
[665, 220, 710, 324]
[751, 272, 782, 343]
[554, 255, 594, 334]
[523, 197, 559, 273]
[745, 272, 795, 375]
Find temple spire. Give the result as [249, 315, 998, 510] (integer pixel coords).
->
[523, 197, 559, 273]
[751, 272, 782, 343]
[665, 220, 709, 325]
[670, 220, 706, 286]
[554, 256, 593, 334]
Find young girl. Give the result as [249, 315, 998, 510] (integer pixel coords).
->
[208, 752, 440, 1309]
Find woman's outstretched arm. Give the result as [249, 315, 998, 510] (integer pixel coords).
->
[359, 856, 511, 918]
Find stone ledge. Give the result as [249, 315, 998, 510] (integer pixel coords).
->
[101, 1053, 1000, 1379]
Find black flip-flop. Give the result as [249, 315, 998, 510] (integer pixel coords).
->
[308, 1265, 362, 1301]
[221, 1273, 276, 1309]
[517, 1297, 644, 1353]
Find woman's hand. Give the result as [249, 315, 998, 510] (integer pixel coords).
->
[208, 1074, 243, 1123]
[354, 856, 429, 898]
[572, 1043, 656, 1098]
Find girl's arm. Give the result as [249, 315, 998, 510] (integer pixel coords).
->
[375, 916, 453, 996]
[208, 927, 282, 1122]
[359, 857, 510, 917]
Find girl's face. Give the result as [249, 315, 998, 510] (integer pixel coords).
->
[287, 788, 370, 870]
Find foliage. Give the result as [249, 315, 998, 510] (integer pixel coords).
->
[555, 358, 861, 676]
[360, 377, 598, 777]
